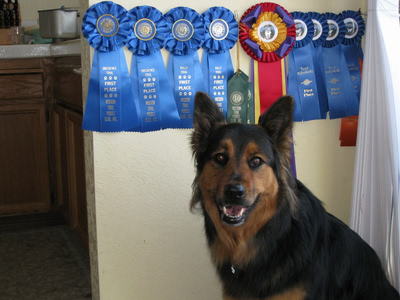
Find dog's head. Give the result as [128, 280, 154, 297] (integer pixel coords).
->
[191, 92, 297, 229]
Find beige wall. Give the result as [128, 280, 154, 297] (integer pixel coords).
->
[87, 0, 366, 299]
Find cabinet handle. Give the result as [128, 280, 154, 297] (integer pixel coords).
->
[73, 68, 82, 75]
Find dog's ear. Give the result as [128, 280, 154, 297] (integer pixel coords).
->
[258, 95, 294, 157]
[192, 92, 226, 160]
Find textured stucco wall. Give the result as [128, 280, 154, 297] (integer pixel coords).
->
[86, 0, 366, 298]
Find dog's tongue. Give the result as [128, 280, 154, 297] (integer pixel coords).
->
[224, 205, 245, 217]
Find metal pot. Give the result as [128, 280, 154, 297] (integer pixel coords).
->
[38, 7, 79, 41]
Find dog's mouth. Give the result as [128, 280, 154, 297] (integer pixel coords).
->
[220, 205, 249, 226]
[219, 195, 259, 226]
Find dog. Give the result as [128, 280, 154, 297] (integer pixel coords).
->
[190, 92, 400, 300]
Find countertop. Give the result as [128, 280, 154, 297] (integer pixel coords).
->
[0, 39, 81, 59]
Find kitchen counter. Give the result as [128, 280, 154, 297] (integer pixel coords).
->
[0, 39, 81, 59]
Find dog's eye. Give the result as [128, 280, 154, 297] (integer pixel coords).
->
[249, 156, 263, 169]
[213, 153, 228, 166]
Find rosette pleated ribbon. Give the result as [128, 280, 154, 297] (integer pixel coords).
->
[81, 1, 140, 132]
[164, 7, 206, 128]
[308, 11, 329, 119]
[126, 6, 180, 132]
[239, 2, 295, 120]
[339, 10, 365, 146]
[288, 12, 322, 122]
[321, 12, 359, 119]
[201, 7, 238, 118]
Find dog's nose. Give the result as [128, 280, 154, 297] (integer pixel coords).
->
[224, 184, 246, 201]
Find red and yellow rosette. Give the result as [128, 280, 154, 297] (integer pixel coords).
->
[239, 2, 295, 121]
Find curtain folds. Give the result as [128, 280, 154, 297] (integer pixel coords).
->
[350, 0, 400, 291]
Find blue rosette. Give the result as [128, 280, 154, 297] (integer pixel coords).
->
[291, 11, 313, 48]
[321, 12, 359, 119]
[308, 12, 329, 47]
[126, 6, 180, 132]
[164, 7, 206, 128]
[201, 7, 238, 118]
[341, 10, 365, 46]
[164, 7, 205, 56]
[82, 1, 130, 51]
[126, 5, 167, 55]
[288, 11, 322, 122]
[81, 1, 140, 132]
[202, 7, 238, 54]
[322, 12, 346, 48]
[307, 12, 329, 119]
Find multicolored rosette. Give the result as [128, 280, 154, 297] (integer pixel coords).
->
[126, 6, 180, 132]
[239, 2, 295, 63]
[321, 12, 359, 119]
[307, 11, 329, 119]
[288, 11, 322, 122]
[81, 1, 140, 132]
[164, 7, 206, 128]
[201, 7, 238, 117]
[239, 2, 295, 120]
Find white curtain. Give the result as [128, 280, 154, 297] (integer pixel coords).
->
[350, 0, 400, 291]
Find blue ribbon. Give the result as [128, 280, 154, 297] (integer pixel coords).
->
[201, 7, 237, 117]
[164, 7, 206, 128]
[288, 11, 321, 122]
[126, 6, 180, 132]
[340, 10, 365, 101]
[321, 13, 359, 119]
[81, 1, 139, 132]
[308, 11, 329, 119]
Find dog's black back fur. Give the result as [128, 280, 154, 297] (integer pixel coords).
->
[191, 92, 400, 300]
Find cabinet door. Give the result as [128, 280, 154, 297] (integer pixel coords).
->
[0, 103, 50, 215]
[53, 106, 69, 221]
[65, 110, 88, 251]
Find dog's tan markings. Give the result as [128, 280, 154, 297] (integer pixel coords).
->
[265, 286, 306, 300]
[200, 141, 279, 267]
[223, 286, 306, 300]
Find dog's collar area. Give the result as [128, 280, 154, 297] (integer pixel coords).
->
[219, 263, 244, 279]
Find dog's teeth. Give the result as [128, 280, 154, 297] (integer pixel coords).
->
[222, 206, 246, 218]
[223, 206, 228, 215]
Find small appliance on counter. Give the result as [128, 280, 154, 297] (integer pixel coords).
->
[38, 6, 79, 43]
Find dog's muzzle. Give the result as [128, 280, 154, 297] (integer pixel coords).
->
[219, 184, 252, 226]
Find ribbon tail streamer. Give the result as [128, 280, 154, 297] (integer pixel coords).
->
[167, 53, 205, 128]
[82, 49, 140, 132]
[202, 51, 234, 117]
[131, 52, 180, 132]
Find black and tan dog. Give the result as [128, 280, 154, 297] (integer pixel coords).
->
[191, 92, 400, 300]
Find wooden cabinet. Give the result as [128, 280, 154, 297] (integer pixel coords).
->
[0, 56, 88, 250]
[0, 103, 50, 214]
[0, 59, 51, 215]
[52, 57, 88, 251]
